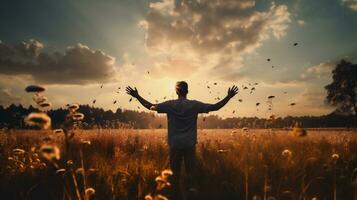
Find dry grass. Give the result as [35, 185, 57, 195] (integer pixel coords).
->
[0, 128, 356, 200]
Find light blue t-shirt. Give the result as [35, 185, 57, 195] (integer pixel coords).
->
[156, 99, 211, 149]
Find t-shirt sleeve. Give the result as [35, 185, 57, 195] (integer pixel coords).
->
[156, 100, 172, 113]
[195, 101, 212, 113]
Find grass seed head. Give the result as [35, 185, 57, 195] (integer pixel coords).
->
[24, 112, 51, 130]
[40, 144, 60, 161]
[72, 112, 84, 121]
[85, 187, 96, 196]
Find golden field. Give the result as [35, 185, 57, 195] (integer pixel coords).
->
[0, 128, 356, 200]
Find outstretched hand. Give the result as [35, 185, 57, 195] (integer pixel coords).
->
[126, 86, 139, 98]
[227, 85, 239, 98]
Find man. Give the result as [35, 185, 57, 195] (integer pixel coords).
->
[126, 81, 238, 199]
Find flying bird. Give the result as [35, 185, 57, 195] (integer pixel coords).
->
[268, 95, 275, 99]
[129, 97, 133, 102]
[238, 99, 243, 102]
[267, 58, 271, 62]
[256, 103, 260, 106]
[92, 99, 96, 104]
[113, 100, 117, 104]
[294, 42, 298, 46]
[290, 103, 296, 106]
[100, 84, 103, 88]
[243, 86, 248, 90]
[213, 82, 217, 85]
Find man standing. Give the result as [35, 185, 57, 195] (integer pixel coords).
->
[126, 81, 238, 199]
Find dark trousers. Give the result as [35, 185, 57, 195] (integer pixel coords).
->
[169, 146, 197, 200]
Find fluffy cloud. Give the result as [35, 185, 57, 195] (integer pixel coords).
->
[300, 62, 334, 80]
[341, 0, 357, 11]
[0, 40, 117, 84]
[140, 0, 291, 79]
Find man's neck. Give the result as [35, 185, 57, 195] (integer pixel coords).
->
[178, 96, 187, 100]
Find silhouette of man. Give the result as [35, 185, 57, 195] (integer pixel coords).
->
[126, 81, 238, 199]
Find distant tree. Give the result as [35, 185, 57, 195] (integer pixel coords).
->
[325, 60, 357, 116]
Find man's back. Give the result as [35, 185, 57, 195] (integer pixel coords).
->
[157, 99, 210, 148]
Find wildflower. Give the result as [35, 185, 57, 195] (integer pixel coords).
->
[13, 148, 25, 154]
[68, 103, 80, 112]
[53, 129, 64, 134]
[25, 85, 46, 93]
[81, 140, 91, 145]
[161, 169, 173, 178]
[40, 144, 60, 161]
[155, 176, 171, 190]
[144, 195, 153, 200]
[242, 127, 249, 131]
[281, 149, 292, 158]
[217, 149, 229, 153]
[155, 176, 167, 183]
[24, 112, 51, 129]
[67, 160, 74, 166]
[72, 112, 84, 121]
[331, 153, 339, 161]
[56, 169, 66, 175]
[85, 188, 96, 197]
[39, 102, 51, 108]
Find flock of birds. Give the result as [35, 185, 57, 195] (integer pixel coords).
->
[90, 42, 300, 117]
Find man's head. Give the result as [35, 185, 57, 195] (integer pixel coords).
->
[176, 81, 188, 97]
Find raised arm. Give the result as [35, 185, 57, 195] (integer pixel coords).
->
[126, 86, 154, 110]
[207, 85, 238, 112]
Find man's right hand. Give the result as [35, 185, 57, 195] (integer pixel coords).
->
[227, 85, 239, 98]
[126, 86, 139, 98]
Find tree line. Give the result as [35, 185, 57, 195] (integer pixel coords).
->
[0, 104, 356, 130]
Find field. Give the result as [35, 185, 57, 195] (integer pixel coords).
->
[0, 128, 356, 200]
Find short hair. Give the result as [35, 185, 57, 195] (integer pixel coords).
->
[176, 81, 188, 96]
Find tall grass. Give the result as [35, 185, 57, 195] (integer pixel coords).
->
[0, 129, 356, 200]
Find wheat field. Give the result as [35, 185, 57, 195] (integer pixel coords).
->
[0, 128, 356, 200]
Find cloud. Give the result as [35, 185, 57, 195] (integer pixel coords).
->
[140, 0, 291, 80]
[295, 89, 334, 114]
[0, 40, 117, 84]
[341, 0, 357, 11]
[0, 89, 21, 106]
[300, 62, 334, 80]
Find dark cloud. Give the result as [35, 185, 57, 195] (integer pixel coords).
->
[0, 40, 117, 84]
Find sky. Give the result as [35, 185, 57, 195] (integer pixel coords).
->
[1, 0, 357, 118]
